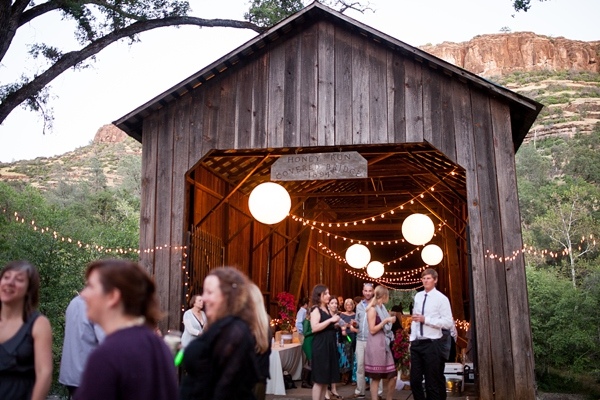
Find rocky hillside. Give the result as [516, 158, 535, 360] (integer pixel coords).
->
[1, 33, 599, 189]
[0, 124, 141, 190]
[421, 32, 599, 78]
[421, 32, 600, 143]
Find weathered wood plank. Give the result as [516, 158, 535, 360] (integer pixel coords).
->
[154, 106, 174, 331]
[388, 52, 406, 144]
[300, 24, 318, 147]
[189, 89, 207, 166]
[236, 63, 254, 149]
[140, 116, 158, 275]
[218, 74, 236, 149]
[422, 66, 442, 145]
[317, 21, 335, 146]
[440, 72, 457, 163]
[169, 95, 191, 328]
[369, 45, 387, 144]
[404, 59, 423, 142]
[267, 43, 286, 148]
[444, 210, 465, 321]
[352, 35, 369, 144]
[452, 81, 494, 400]
[284, 35, 301, 147]
[334, 28, 353, 145]
[253, 54, 269, 149]
[471, 89, 516, 399]
[490, 99, 536, 400]
[202, 80, 221, 151]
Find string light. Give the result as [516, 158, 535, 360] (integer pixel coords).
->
[1, 208, 187, 256]
[290, 169, 458, 227]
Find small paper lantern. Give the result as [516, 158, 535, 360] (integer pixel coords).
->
[421, 244, 443, 265]
[345, 244, 371, 269]
[366, 261, 384, 279]
[248, 182, 291, 225]
[401, 213, 435, 246]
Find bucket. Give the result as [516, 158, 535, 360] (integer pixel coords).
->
[446, 378, 462, 397]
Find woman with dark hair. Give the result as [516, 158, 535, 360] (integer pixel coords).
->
[75, 259, 177, 400]
[181, 294, 207, 348]
[180, 267, 261, 400]
[309, 284, 340, 400]
[0, 260, 52, 400]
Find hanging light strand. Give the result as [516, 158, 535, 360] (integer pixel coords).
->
[290, 169, 458, 227]
[2, 209, 187, 256]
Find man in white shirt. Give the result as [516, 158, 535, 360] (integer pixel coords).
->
[409, 268, 454, 400]
[295, 297, 309, 334]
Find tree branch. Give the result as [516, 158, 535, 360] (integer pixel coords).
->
[0, 15, 263, 125]
[0, 0, 31, 63]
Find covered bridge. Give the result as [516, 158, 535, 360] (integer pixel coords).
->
[115, 2, 543, 399]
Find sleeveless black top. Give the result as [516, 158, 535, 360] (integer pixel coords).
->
[0, 311, 40, 400]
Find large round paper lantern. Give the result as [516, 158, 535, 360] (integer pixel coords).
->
[366, 261, 384, 279]
[401, 213, 435, 245]
[248, 182, 291, 225]
[421, 244, 444, 265]
[345, 244, 371, 269]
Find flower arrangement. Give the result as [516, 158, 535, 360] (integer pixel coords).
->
[275, 291, 296, 332]
[391, 328, 411, 373]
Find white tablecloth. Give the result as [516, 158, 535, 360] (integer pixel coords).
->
[265, 342, 303, 395]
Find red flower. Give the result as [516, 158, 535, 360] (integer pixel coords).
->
[391, 328, 411, 371]
[275, 292, 296, 331]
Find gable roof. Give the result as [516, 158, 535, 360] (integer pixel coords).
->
[114, 1, 543, 149]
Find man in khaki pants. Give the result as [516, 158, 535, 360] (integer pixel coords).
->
[354, 282, 381, 399]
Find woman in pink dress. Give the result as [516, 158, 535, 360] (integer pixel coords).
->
[364, 285, 397, 400]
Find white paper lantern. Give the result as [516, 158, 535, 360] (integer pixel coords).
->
[248, 182, 291, 225]
[366, 261, 384, 279]
[421, 244, 444, 265]
[345, 244, 371, 269]
[401, 213, 435, 245]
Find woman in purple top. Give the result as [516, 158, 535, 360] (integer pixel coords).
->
[75, 259, 177, 400]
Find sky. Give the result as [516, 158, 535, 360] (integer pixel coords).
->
[1, 0, 599, 163]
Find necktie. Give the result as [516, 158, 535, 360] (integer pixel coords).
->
[420, 293, 427, 337]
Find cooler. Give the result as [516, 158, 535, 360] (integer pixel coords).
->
[444, 363, 463, 397]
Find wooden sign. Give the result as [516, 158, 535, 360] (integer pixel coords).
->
[271, 151, 367, 181]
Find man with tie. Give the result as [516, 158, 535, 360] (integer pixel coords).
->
[409, 268, 454, 400]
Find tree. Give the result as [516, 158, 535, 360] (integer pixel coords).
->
[0, 0, 368, 129]
[512, 0, 549, 12]
[530, 181, 599, 287]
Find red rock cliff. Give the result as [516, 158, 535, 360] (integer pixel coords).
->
[420, 32, 600, 77]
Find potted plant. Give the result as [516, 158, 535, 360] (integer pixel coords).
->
[275, 292, 295, 343]
[391, 328, 411, 380]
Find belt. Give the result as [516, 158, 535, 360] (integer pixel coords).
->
[411, 338, 435, 344]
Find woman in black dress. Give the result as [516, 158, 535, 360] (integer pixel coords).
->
[309, 284, 341, 400]
[180, 267, 260, 400]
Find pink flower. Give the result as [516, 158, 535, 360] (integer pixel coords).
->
[275, 292, 296, 332]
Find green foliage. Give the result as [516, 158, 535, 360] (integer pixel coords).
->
[518, 123, 600, 394]
[0, 179, 139, 394]
[527, 268, 599, 372]
[245, 0, 304, 27]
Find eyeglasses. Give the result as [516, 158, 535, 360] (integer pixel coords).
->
[363, 282, 374, 287]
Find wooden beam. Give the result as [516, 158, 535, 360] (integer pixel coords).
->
[289, 228, 313, 301]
